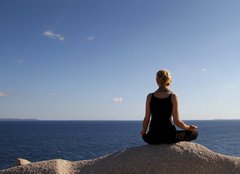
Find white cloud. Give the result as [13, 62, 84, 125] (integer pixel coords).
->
[201, 68, 207, 72]
[0, 91, 9, 97]
[49, 92, 58, 96]
[112, 97, 123, 103]
[86, 36, 96, 41]
[43, 31, 64, 41]
[18, 59, 23, 64]
[226, 84, 237, 89]
[10, 59, 24, 64]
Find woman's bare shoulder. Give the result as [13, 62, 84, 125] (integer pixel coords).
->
[147, 93, 153, 99]
[145, 93, 153, 102]
[171, 93, 178, 102]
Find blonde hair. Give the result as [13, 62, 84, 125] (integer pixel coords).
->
[156, 69, 172, 87]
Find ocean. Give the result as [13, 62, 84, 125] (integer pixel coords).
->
[0, 120, 240, 170]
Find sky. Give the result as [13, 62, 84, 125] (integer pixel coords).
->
[0, 0, 240, 120]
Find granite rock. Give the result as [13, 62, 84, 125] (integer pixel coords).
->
[1, 142, 240, 174]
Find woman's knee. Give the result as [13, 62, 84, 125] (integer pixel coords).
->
[142, 134, 160, 144]
[188, 130, 198, 140]
[192, 130, 198, 140]
[142, 134, 152, 144]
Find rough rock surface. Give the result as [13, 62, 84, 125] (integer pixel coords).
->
[1, 142, 240, 174]
[16, 158, 31, 166]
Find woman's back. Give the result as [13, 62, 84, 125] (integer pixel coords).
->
[149, 92, 176, 137]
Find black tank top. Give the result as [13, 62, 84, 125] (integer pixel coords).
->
[149, 93, 176, 139]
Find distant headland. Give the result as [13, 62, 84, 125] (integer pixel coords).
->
[0, 118, 39, 121]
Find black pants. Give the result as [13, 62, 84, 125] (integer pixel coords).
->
[142, 130, 198, 145]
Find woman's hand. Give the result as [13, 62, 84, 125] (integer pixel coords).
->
[188, 125, 198, 132]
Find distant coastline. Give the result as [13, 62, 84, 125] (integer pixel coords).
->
[0, 118, 39, 121]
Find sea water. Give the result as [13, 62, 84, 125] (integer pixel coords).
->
[0, 120, 240, 170]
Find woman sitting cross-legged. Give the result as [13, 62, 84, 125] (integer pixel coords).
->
[141, 69, 198, 144]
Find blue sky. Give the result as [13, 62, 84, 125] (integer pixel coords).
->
[0, 0, 240, 120]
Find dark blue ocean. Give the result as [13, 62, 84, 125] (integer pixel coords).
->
[0, 120, 240, 170]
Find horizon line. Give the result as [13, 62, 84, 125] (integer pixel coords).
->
[0, 118, 240, 121]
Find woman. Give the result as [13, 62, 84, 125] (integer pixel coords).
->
[141, 69, 198, 144]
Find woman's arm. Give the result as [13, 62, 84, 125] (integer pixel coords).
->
[140, 93, 152, 136]
[172, 94, 198, 131]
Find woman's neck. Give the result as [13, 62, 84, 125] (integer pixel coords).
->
[157, 86, 170, 93]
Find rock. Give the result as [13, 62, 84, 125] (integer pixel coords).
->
[1, 142, 240, 174]
[16, 158, 31, 166]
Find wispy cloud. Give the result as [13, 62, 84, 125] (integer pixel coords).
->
[86, 36, 96, 41]
[111, 97, 123, 103]
[10, 58, 24, 64]
[0, 91, 9, 97]
[226, 32, 240, 39]
[18, 59, 23, 64]
[226, 84, 237, 89]
[201, 68, 207, 72]
[49, 92, 58, 96]
[43, 31, 64, 41]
